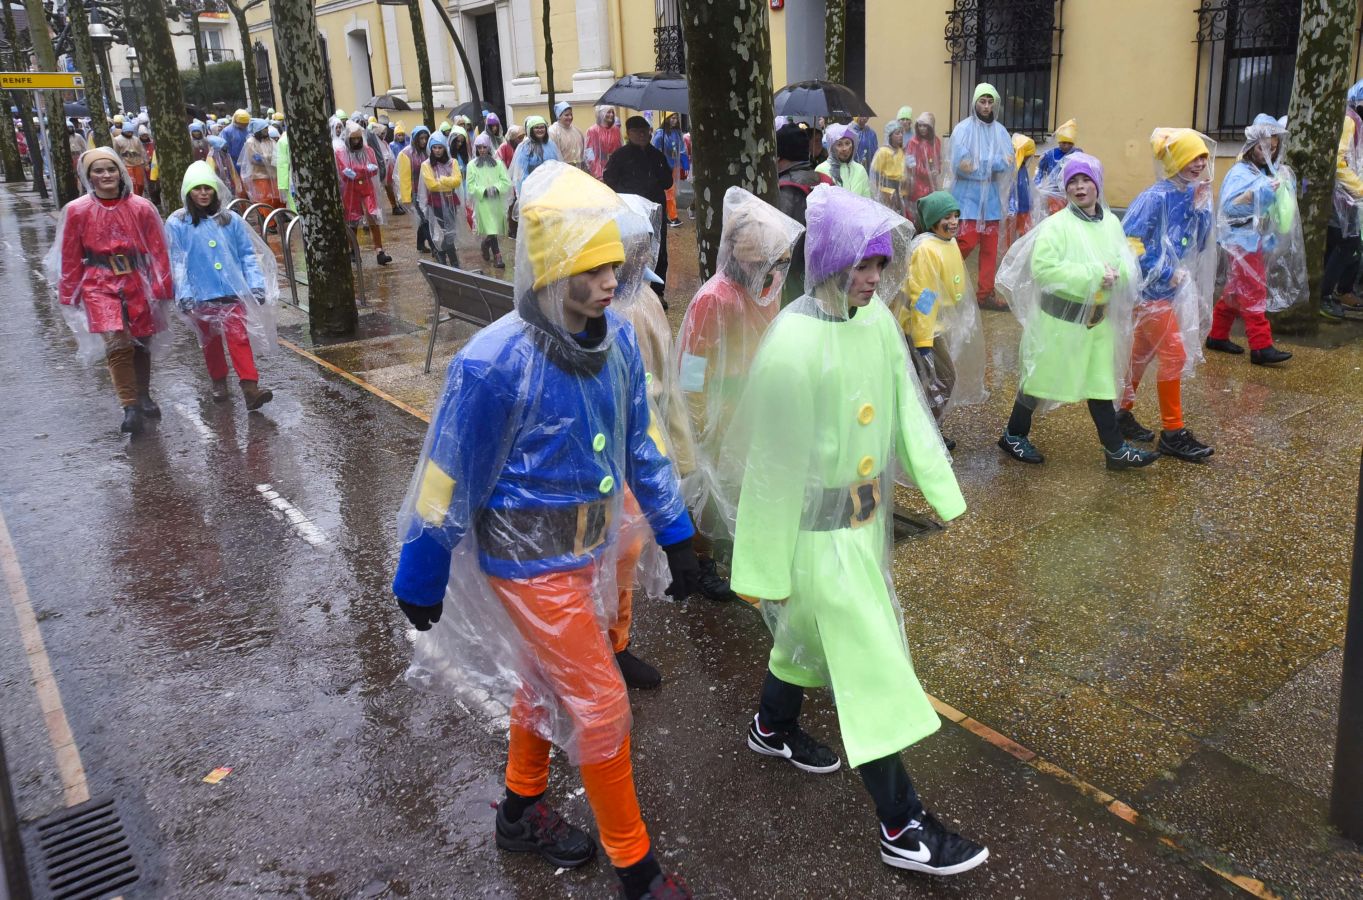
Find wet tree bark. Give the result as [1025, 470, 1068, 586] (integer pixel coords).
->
[542, 0, 554, 120]
[125, 0, 193, 212]
[22, 0, 77, 205]
[2, 1, 45, 196]
[406, 0, 435, 131]
[1279, 0, 1356, 334]
[825, 0, 845, 84]
[66, 0, 112, 148]
[225, 0, 262, 114]
[0, 105, 23, 181]
[269, 0, 357, 336]
[681, 0, 779, 279]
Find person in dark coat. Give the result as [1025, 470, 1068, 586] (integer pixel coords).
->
[604, 116, 674, 301]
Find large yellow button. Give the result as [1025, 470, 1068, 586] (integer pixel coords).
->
[858, 403, 874, 426]
[858, 455, 875, 477]
[208, 240, 217, 248]
[214, 262, 223, 270]
[592, 433, 606, 452]
[598, 475, 615, 494]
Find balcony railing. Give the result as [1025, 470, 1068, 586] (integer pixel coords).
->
[190, 47, 237, 66]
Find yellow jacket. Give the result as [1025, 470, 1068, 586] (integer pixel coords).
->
[871, 146, 906, 197]
[398, 150, 422, 203]
[420, 160, 462, 194]
[1339, 117, 1363, 200]
[899, 234, 966, 348]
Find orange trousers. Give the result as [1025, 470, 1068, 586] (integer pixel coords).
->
[664, 165, 681, 221]
[492, 497, 647, 868]
[1122, 300, 1186, 431]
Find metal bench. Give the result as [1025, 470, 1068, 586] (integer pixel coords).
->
[418, 259, 516, 373]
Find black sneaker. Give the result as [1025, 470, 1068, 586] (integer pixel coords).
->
[1116, 409, 1154, 442]
[1157, 428, 1214, 462]
[943, 437, 956, 451]
[1250, 346, 1292, 366]
[697, 557, 739, 603]
[997, 432, 1043, 464]
[746, 714, 841, 773]
[376, 250, 393, 266]
[1321, 298, 1345, 321]
[1205, 336, 1244, 355]
[631, 873, 692, 899]
[1104, 442, 1160, 470]
[494, 799, 596, 868]
[616, 648, 662, 689]
[880, 811, 989, 876]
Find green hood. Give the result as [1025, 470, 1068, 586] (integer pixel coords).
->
[180, 160, 221, 205]
[896, 105, 914, 121]
[973, 83, 999, 105]
[917, 190, 960, 232]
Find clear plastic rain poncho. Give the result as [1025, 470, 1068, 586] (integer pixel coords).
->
[396, 162, 692, 763]
[238, 120, 280, 205]
[45, 147, 174, 364]
[869, 121, 907, 214]
[723, 185, 963, 769]
[1333, 81, 1363, 238]
[1217, 114, 1307, 313]
[417, 133, 463, 264]
[675, 187, 803, 547]
[945, 84, 1016, 226]
[328, 114, 346, 151]
[335, 121, 384, 225]
[1121, 128, 1217, 384]
[165, 161, 279, 357]
[997, 152, 1139, 410]
[205, 135, 243, 197]
[465, 134, 511, 238]
[1004, 132, 1041, 249]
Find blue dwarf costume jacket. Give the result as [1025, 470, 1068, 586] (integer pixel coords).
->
[1122, 179, 1213, 302]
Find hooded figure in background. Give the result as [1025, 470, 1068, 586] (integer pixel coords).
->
[1320, 79, 1363, 320]
[585, 105, 622, 180]
[239, 119, 282, 208]
[817, 123, 872, 198]
[1005, 132, 1039, 248]
[49, 147, 173, 434]
[221, 109, 251, 174]
[904, 111, 943, 227]
[510, 115, 560, 194]
[205, 134, 244, 198]
[336, 120, 392, 267]
[652, 112, 686, 225]
[276, 128, 294, 211]
[189, 120, 211, 163]
[1034, 118, 1080, 215]
[728, 185, 989, 880]
[418, 132, 463, 267]
[547, 101, 586, 169]
[947, 83, 1015, 310]
[1118, 128, 1217, 463]
[391, 161, 702, 900]
[166, 160, 278, 408]
[370, 119, 402, 215]
[848, 115, 878, 168]
[995, 152, 1154, 471]
[466, 132, 511, 268]
[676, 188, 803, 550]
[870, 120, 907, 215]
[776, 122, 834, 303]
[482, 113, 505, 153]
[1208, 114, 1300, 365]
[113, 120, 149, 196]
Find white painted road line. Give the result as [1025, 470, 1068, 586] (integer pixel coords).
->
[255, 484, 327, 546]
[174, 402, 217, 444]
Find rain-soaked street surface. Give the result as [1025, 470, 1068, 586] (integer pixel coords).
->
[1, 179, 1361, 898]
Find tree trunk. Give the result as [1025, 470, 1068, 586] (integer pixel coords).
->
[228, 2, 260, 114]
[2, 3, 45, 197]
[67, 0, 112, 148]
[190, 6, 208, 86]
[406, 0, 435, 131]
[681, 0, 779, 279]
[97, 50, 120, 117]
[825, 0, 846, 84]
[125, 0, 192, 212]
[1280, 0, 1356, 334]
[269, 0, 357, 336]
[0, 99, 24, 181]
[22, 0, 77, 205]
[542, 0, 554, 120]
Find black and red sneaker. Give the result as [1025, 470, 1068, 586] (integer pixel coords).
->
[626, 873, 692, 899]
[494, 799, 596, 868]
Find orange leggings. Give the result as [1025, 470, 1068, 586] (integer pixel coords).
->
[664, 165, 681, 221]
[1122, 301, 1186, 431]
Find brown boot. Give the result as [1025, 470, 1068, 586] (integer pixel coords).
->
[211, 379, 230, 401]
[241, 380, 274, 411]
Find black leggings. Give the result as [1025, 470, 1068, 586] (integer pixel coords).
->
[1322, 225, 1361, 301]
[758, 671, 923, 831]
[1006, 392, 1122, 452]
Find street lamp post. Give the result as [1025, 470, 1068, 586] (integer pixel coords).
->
[124, 46, 140, 111]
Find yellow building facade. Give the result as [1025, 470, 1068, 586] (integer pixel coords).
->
[244, 0, 1357, 207]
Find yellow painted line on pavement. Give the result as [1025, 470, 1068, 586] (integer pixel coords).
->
[278, 329, 1277, 899]
[0, 507, 90, 807]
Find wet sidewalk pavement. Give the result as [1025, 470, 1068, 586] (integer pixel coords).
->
[0, 180, 1359, 897]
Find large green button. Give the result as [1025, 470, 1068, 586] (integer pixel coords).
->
[592, 433, 606, 452]
[208, 239, 217, 248]
[598, 475, 614, 494]
[214, 262, 223, 270]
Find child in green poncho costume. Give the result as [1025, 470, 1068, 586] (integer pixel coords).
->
[729, 185, 990, 877]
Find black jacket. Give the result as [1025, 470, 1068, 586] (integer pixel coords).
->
[603, 143, 672, 205]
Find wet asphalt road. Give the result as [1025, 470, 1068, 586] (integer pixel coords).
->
[0, 185, 1231, 899]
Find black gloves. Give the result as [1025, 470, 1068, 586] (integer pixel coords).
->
[662, 537, 704, 600]
[398, 599, 443, 631]
[251, 288, 267, 305]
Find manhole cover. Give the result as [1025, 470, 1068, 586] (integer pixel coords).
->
[30, 798, 137, 900]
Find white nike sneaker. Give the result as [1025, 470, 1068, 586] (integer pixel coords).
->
[745, 714, 841, 774]
[881, 812, 989, 876]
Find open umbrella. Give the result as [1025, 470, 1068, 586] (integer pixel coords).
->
[63, 101, 89, 118]
[773, 80, 874, 119]
[365, 94, 413, 111]
[446, 100, 493, 124]
[598, 72, 689, 113]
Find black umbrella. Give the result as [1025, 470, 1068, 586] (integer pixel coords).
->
[597, 72, 689, 113]
[63, 101, 89, 118]
[773, 80, 874, 119]
[365, 94, 413, 111]
[446, 100, 491, 124]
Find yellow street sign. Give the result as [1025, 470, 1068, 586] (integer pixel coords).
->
[0, 72, 85, 90]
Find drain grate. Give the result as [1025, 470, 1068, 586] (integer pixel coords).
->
[892, 509, 943, 544]
[31, 798, 138, 900]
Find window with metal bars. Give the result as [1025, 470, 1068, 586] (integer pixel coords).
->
[945, 0, 1063, 138]
[654, 0, 685, 74]
[1193, 0, 1300, 140]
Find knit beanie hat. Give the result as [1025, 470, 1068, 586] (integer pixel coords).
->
[776, 122, 810, 162]
[520, 164, 625, 290]
[1151, 128, 1209, 177]
[917, 190, 959, 232]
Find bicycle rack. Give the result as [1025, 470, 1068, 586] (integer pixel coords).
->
[267, 208, 368, 310]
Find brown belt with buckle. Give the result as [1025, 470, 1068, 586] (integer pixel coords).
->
[84, 251, 147, 276]
[1039, 292, 1107, 329]
[805, 478, 881, 531]
[476, 499, 614, 561]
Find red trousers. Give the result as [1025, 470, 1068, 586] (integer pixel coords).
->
[194, 304, 259, 381]
[1122, 301, 1186, 431]
[1209, 249, 1273, 350]
[957, 220, 1000, 298]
